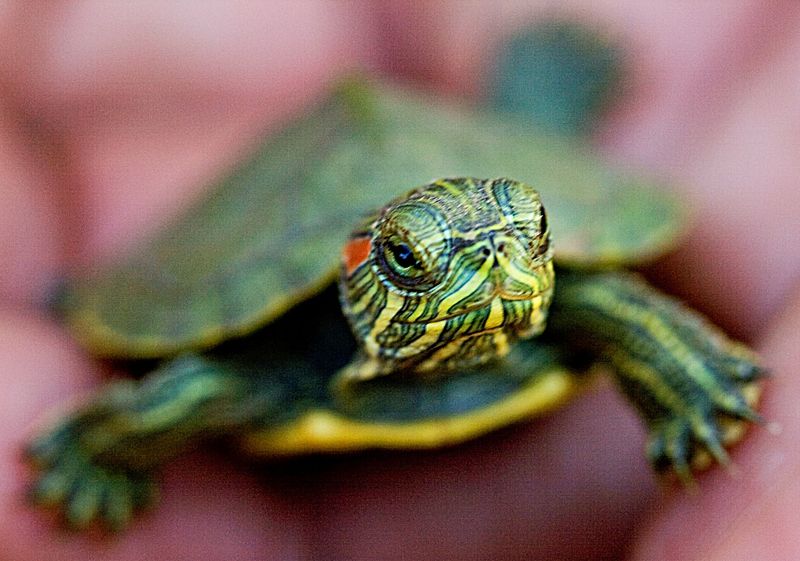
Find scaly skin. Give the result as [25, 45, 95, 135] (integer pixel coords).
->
[549, 269, 764, 482]
[26, 355, 266, 530]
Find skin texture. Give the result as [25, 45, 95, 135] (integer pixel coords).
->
[0, 1, 798, 560]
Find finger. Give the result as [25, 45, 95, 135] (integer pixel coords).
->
[0, 99, 62, 304]
[1, 1, 369, 264]
[315, 381, 657, 561]
[647, 10, 800, 340]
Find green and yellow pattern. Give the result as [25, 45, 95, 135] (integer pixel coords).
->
[339, 178, 554, 383]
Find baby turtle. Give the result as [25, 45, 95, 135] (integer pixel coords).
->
[26, 81, 764, 530]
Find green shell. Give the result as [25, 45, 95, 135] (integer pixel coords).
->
[60, 78, 684, 359]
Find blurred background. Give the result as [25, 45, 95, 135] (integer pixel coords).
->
[1, 2, 798, 561]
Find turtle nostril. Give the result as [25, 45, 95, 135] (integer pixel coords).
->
[497, 242, 506, 254]
[481, 247, 491, 257]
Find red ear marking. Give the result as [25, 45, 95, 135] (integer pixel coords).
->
[343, 236, 372, 275]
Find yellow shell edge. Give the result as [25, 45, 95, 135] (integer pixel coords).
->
[239, 368, 581, 456]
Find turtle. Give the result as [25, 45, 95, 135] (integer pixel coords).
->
[23, 77, 765, 531]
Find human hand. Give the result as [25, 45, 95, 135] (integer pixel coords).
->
[1, 2, 798, 560]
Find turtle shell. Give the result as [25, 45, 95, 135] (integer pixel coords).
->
[58, 79, 684, 360]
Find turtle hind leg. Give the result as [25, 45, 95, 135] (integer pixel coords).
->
[25, 353, 263, 530]
[550, 269, 766, 481]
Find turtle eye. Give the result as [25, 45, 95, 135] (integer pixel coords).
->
[380, 237, 429, 288]
[536, 232, 550, 257]
[376, 235, 444, 293]
[373, 199, 450, 293]
[388, 241, 419, 270]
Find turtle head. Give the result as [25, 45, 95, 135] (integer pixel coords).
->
[339, 177, 554, 375]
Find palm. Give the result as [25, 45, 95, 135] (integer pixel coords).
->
[1, 3, 798, 561]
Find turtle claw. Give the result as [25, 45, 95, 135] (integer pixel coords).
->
[645, 399, 756, 484]
[647, 417, 696, 486]
[27, 452, 156, 531]
[719, 342, 767, 383]
[641, 339, 765, 483]
[25, 421, 156, 531]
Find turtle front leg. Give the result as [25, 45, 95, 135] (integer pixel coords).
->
[549, 269, 766, 483]
[26, 353, 262, 530]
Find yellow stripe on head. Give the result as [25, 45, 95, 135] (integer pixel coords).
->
[339, 178, 555, 378]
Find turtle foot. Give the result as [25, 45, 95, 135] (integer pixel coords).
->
[644, 375, 764, 485]
[552, 270, 768, 481]
[25, 420, 157, 531]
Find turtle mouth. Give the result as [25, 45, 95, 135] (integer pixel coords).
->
[393, 290, 548, 325]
